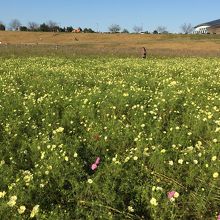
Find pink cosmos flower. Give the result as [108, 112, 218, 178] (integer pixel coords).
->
[91, 157, 101, 170]
[217, 214, 220, 220]
[95, 157, 100, 165]
[91, 163, 98, 170]
[167, 191, 176, 199]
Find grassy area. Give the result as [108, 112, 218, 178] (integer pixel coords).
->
[0, 31, 220, 57]
[0, 56, 220, 219]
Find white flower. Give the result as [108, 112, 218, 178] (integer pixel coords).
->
[74, 152, 78, 158]
[170, 197, 175, 202]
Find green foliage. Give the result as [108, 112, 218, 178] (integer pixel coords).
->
[0, 23, 5, 31]
[0, 57, 220, 219]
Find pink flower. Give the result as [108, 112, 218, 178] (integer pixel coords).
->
[91, 163, 97, 170]
[95, 157, 100, 165]
[91, 157, 101, 171]
[217, 214, 220, 220]
[167, 191, 176, 199]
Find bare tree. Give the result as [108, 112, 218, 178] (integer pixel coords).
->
[47, 20, 58, 27]
[9, 19, 21, 31]
[28, 22, 39, 31]
[180, 23, 194, 34]
[108, 24, 121, 33]
[47, 20, 59, 32]
[156, 26, 167, 34]
[133, 25, 143, 33]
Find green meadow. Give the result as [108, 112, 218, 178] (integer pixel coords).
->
[0, 56, 220, 219]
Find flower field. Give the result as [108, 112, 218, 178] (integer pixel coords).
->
[0, 56, 220, 219]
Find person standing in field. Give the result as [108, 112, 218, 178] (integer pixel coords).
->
[142, 47, 147, 58]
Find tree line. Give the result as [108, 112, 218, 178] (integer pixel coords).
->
[109, 24, 194, 34]
[0, 19, 95, 33]
[0, 19, 194, 34]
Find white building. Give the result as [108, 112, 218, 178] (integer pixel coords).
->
[194, 19, 220, 34]
[193, 25, 209, 34]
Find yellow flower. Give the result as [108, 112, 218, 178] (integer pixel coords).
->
[178, 159, 184, 164]
[128, 206, 134, 212]
[213, 172, 219, 178]
[7, 195, 17, 207]
[0, 191, 6, 198]
[212, 156, 217, 161]
[30, 205, 40, 218]
[213, 139, 218, 143]
[168, 161, 174, 166]
[150, 197, 158, 206]
[174, 192, 179, 198]
[133, 156, 138, 161]
[64, 156, 69, 161]
[87, 179, 93, 184]
[56, 127, 64, 133]
[18, 206, 26, 214]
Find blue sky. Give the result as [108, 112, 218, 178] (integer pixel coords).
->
[1, 0, 220, 33]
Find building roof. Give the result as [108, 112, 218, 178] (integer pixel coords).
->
[194, 19, 220, 28]
[208, 24, 220, 29]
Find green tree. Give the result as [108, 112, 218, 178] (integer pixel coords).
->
[0, 22, 5, 31]
[83, 28, 95, 33]
[39, 23, 50, 32]
[20, 26, 28, 31]
[122, 28, 129, 33]
[66, 26, 73, 32]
